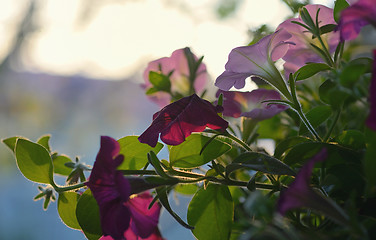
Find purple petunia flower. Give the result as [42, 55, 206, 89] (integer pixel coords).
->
[216, 89, 289, 120]
[143, 48, 208, 107]
[215, 30, 293, 101]
[278, 149, 328, 215]
[277, 4, 340, 76]
[337, 0, 376, 41]
[366, 50, 376, 130]
[86, 136, 162, 240]
[138, 94, 228, 147]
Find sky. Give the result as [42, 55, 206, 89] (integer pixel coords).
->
[1, 0, 331, 82]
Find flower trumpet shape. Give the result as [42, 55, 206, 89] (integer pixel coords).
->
[86, 136, 162, 240]
[277, 4, 339, 75]
[138, 94, 228, 147]
[143, 48, 208, 107]
[337, 0, 376, 41]
[216, 89, 289, 120]
[215, 30, 293, 101]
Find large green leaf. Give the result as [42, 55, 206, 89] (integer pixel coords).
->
[58, 192, 81, 229]
[169, 134, 231, 168]
[294, 63, 331, 81]
[187, 184, 233, 240]
[76, 189, 102, 240]
[274, 136, 312, 159]
[299, 105, 332, 135]
[226, 152, 295, 176]
[15, 139, 54, 184]
[117, 136, 163, 170]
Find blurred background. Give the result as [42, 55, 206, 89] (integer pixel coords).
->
[0, 0, 331, 239]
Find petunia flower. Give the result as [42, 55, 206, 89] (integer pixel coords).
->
[215, 30, 293, 101]
[366, 50, 376, 131]
[277, 148, 348, 224]
[216, 89, 289, 120]
[86, 136, 162, 240]
[143, 48, 208, 107]
[277, 4, 340, 76]
[337, 0, 376, 41]
[138, 94, 228, 147]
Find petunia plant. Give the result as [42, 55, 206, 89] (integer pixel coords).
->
[2, 0, 376, 239]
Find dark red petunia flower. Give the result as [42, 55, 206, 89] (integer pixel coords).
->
[86, 136, 162, 240]
[138, 94, 229, 147]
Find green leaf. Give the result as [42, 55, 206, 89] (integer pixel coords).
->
[187, 184, 233, 240]
[147, 151, 171, 179]
[340, 58, 371, 88]
[274, 136, 312, 159]
[319, 79, 351, 108]
[283, 142, 359, 166]
[174, 184, 198, 195]
[58, 192, 81, 229]
[15, 139, 54, 184]
[149, 71, 171, 92]
[299, 105, 332, 135]
[76, 189, 102, 240]
[156, 186, 194, 229]
[334, 0, 349, 23]
[37, 135, 51, 152]
[319, 24, 337, 35]
[169, 134, 231, 168]
[226, 152, 296, 176]
[52, 155, 73, 176]
[335, 130, 365, 150]
[294, 63, 331, 81]
[364, 128, 376, 195]
[117, 136, 163, 170]
[145, 87, 159, 95]
[2, 136, 20, 153]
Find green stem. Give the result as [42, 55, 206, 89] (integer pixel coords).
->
[53, 182, 86, 193]
[323, 107, 341, 142]
[224, 131, 253, 152]
[296, 106, 322, 141]
[317, 35, 334, 67]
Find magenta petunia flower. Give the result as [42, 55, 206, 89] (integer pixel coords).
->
[366, 50, 376, 130]
[215, 30, 293, 100]
[278, 149, 328, 215]
[277, 4, 340, 76]
[216, 89, 289, 120]
[138, 94, 228, 147]
[86, 136, 162, 240]
[337, 0, 376, 41]
[143, 48, 208, 107]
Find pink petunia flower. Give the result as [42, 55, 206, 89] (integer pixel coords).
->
[143, 48, 208, 107]
[366, 50, 376, 130]
[216, 89, 289, 120]
[138, 94, 228, 147]
[337, 0, 376, 41]
[86, 136, 162, 240]
[215, 30, 293, 100]
[277, 4, 340, 76]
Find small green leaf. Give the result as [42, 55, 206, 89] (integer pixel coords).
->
[188, 184, 233, 240]
[76, 189, 102, 240]
[117, 136, 163, 170]
[149, 71, 171, 92]
[336, 130, 365, 150]
[15, 139, 54, 184]
[52, 155, 73, 176]
[169, 134, 231, 168]
[37, 135, 51, 152]
[294, 63, 331, 81]
[299, 105, 332, 135]
[156, 186, 194, 229]
[227, 152, 296, 176]
[334, 0, 349, 23]
[58, 192, 81, 229]
[274, 136, 312, 159]
[319, 24, 337, 35]
[2, 136, 20, 153]
[145, 87, 159, 95]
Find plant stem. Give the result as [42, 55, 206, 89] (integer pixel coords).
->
[296, 106, 322, 141]
[54, 182, 86, 193]
[224, 131, 253, 152]
[324, 107, 341, 142]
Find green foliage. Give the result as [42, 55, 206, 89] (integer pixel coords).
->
[58, 192, 81, 229]
[15, 138, 54, 184]
[334, 0, 349, 23]
[169, 134, 231, 168]
[299, 105, 332, 135]
[188, 184, 233, 240]
[294, 63, 331, 81]
[52, 154, 74, 176]
[76, 190, 102, 240]
[117, 136, 163, 170]
[148, 71, 171, 92]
